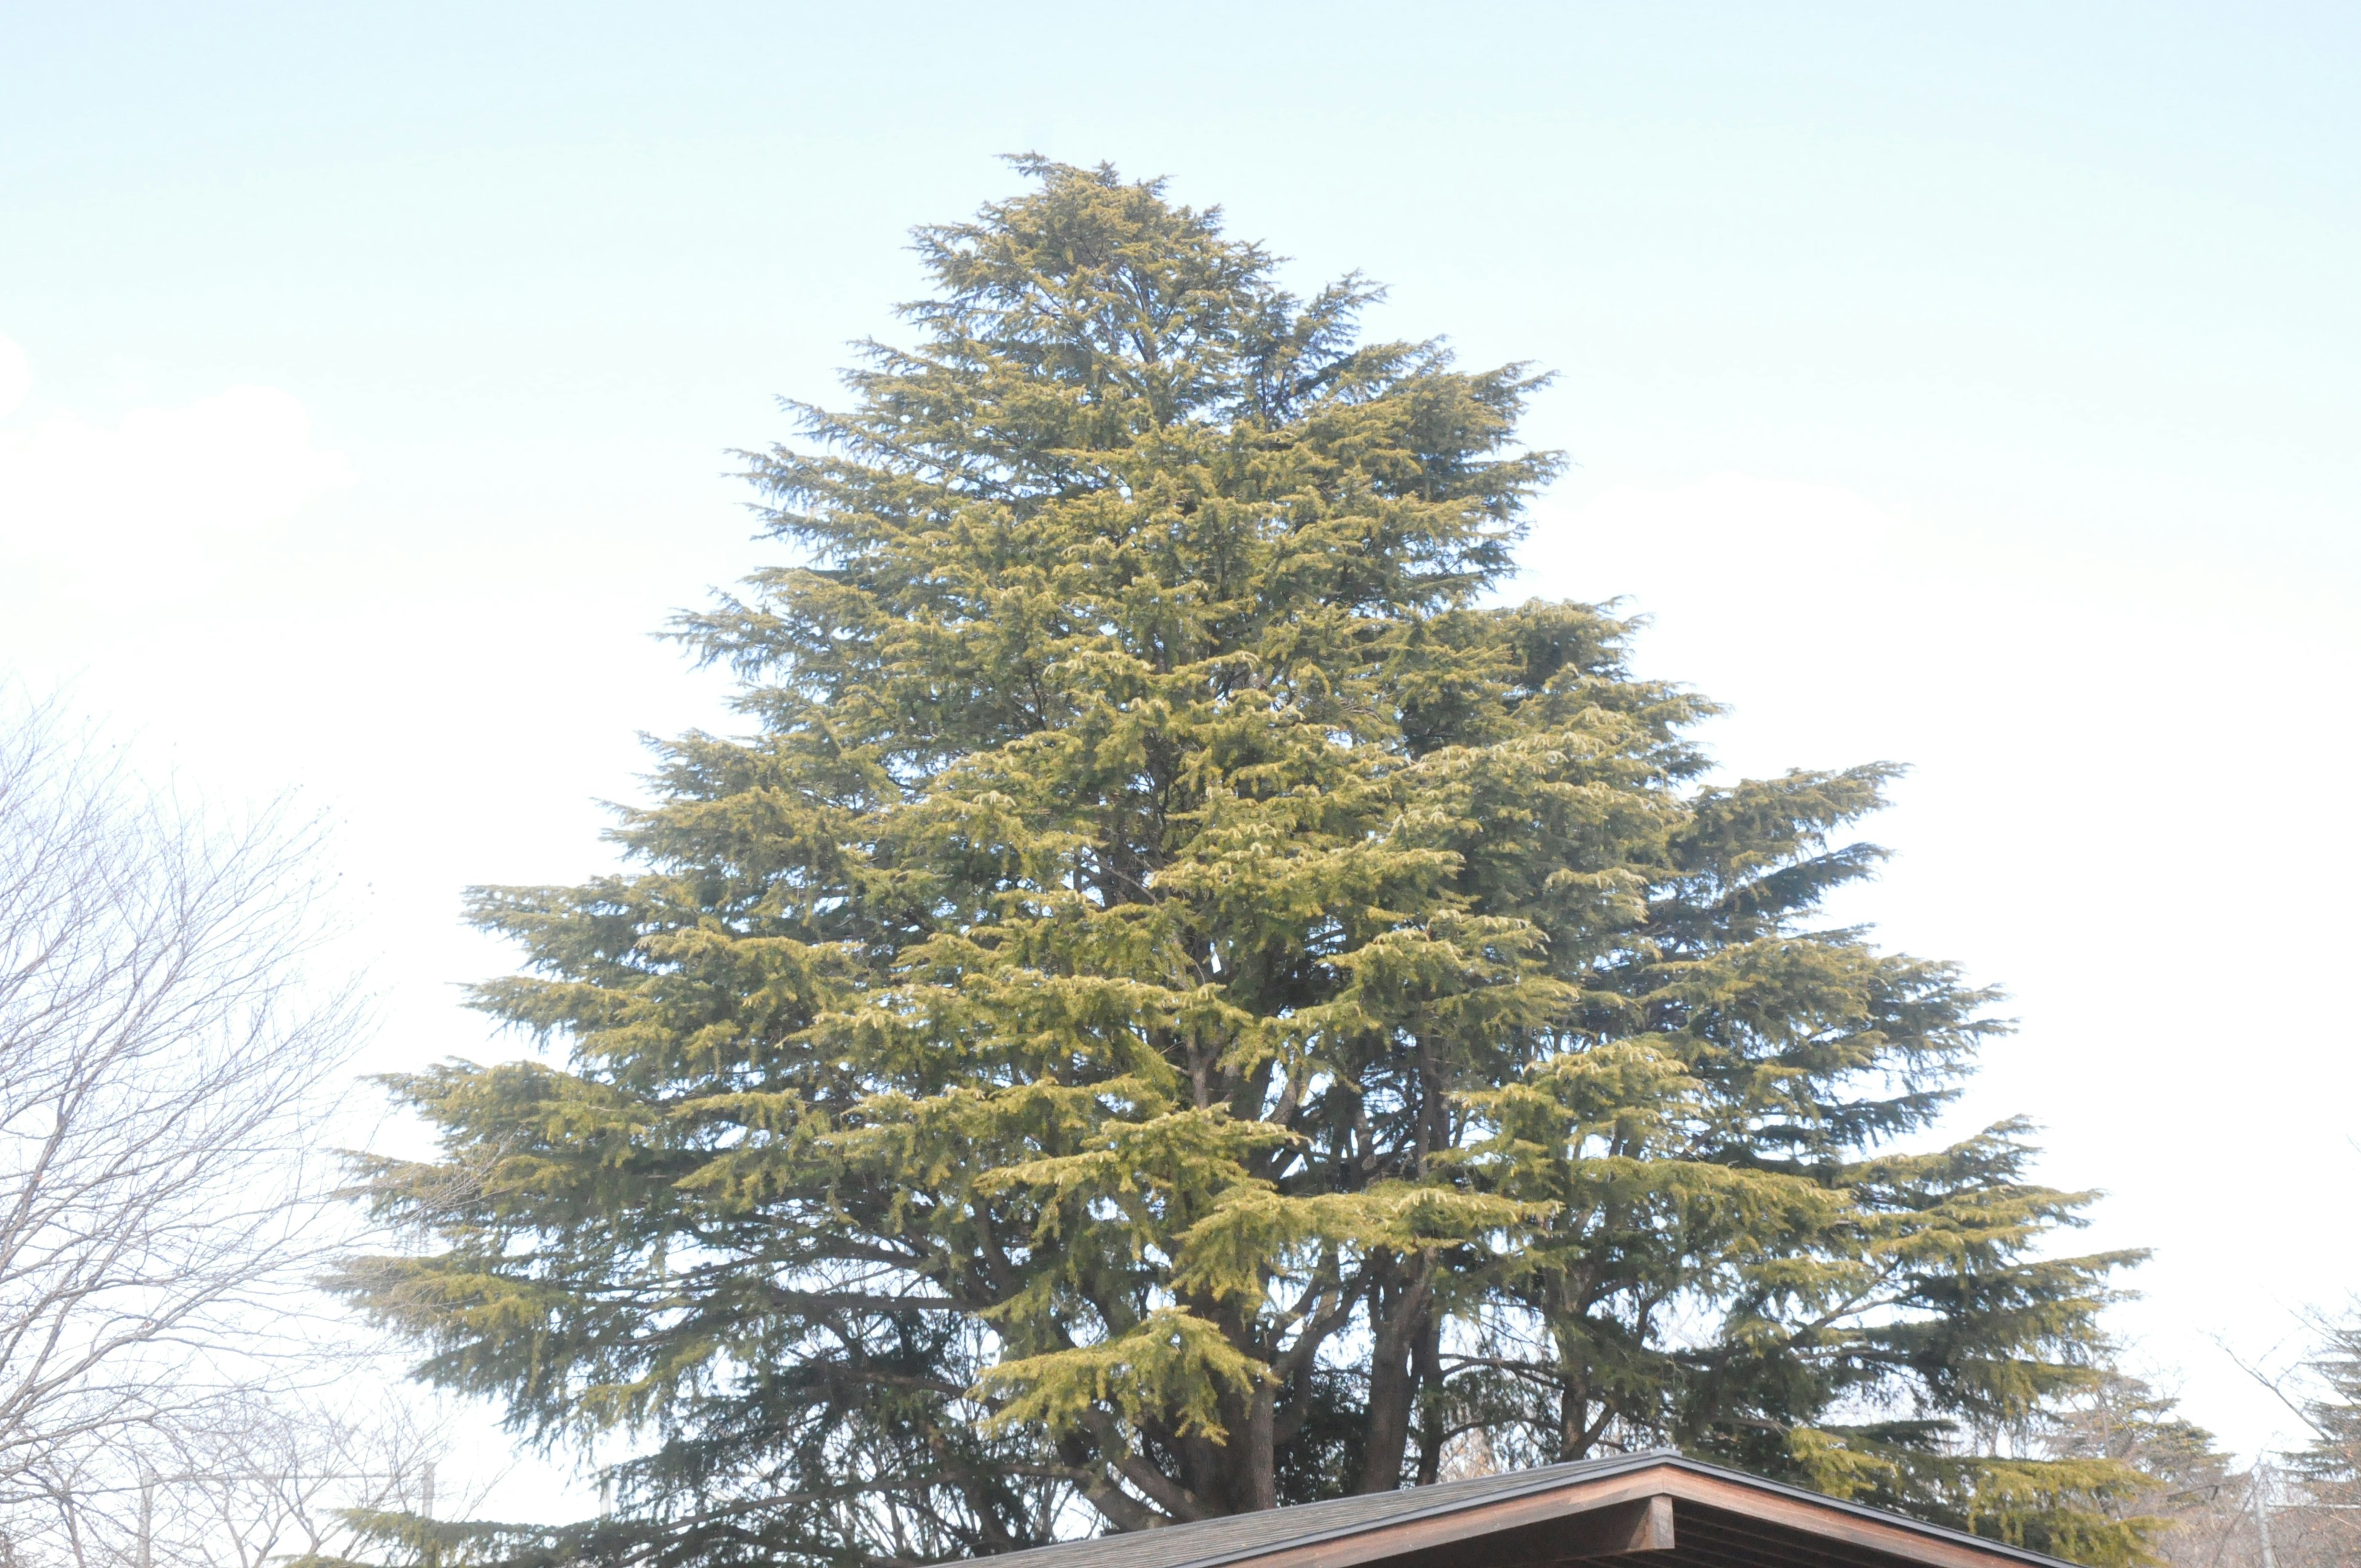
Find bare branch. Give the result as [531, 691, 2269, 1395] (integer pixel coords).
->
[0, 694, 373, 1565]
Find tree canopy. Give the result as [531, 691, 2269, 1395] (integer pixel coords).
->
[340, 159, 2158, 1568]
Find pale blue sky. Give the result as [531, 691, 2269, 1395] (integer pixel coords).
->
[4, 1, 2357, 1484]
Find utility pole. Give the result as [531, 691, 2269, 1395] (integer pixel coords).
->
[2253, 1461, 2279, 1568]
[421, 1460, 437, 1568]
[136, 1470, 155, 1568]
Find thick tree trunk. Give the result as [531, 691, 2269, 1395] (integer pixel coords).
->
[1356, 1267, 1431, 1493]
[1412, 1314, 1445, 1486]
[1241, 1379, 1278, 1510]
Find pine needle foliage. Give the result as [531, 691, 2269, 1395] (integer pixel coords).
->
[339, 160, 2151, 1568]
[2290, 1306, 2361, 1507]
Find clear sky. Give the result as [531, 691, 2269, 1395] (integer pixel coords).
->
[4, 0, 2356, 1495]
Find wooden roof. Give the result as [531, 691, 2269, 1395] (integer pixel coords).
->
[986, 1453, 2074, 1568]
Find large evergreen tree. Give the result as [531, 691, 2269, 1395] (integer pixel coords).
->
[341, 160, 2157, 1568]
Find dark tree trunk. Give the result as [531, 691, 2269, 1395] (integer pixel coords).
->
[1356, 1267, 1431, 1493]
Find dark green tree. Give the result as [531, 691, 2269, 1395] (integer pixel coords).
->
[339, 160, 2154, 1568]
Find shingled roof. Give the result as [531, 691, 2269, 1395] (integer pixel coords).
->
[984, 1452, 2077, 1568]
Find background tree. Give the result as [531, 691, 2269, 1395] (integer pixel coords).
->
[2031, 1372, 2271, 1568]
[23, 1391, 462, 1568]
[2149, 1304, 2361, 1568]
[2284, 1306, 2361, 1542]
[0, 695, 368, 1568]
[342, 161, 2157, 1567]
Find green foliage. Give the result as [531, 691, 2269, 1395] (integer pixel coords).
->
[1793, 1372, 2229, 1567]
[339, 159, 2148, 1567]
[2047, 1372, 2226, 1499]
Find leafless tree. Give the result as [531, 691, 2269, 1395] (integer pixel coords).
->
[0, 697, 368, 1566]
[32, 1390, 488, 1568]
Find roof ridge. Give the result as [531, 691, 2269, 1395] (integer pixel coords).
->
[968, 1451, 2079, 1568]
[982, 1452, 1673, 1568]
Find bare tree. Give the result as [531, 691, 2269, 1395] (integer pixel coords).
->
[0, 697, 367, 1566]
[67, 1391, 485, 1568]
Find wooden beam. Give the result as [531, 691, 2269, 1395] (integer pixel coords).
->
[1570, 1494, 1674, 1558]
[1623, 1495, 1677, 1555]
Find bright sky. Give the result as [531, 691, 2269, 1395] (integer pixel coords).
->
[4, 0, 2356, 1498]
